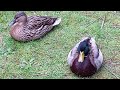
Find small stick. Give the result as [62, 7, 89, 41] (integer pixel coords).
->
[100, 15, 106, 29]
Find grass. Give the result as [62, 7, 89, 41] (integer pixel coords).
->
[0, 11, 120, 79]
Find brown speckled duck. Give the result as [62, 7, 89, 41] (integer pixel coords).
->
[9, 11, 61, 41]
[67, 37, 103, 77]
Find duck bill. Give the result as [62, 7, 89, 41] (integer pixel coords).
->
[9, 19, 16, 27]
[78, 51, 84, 62]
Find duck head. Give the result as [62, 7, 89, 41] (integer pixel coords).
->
[9, 11, 27, 27]
[77, 37, 91, 62]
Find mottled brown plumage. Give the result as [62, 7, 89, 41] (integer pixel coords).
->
[9, 11, 61, 41]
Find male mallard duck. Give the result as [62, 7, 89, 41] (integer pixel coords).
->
[9, 11, 61, 41]
[67, 37, 103, 77]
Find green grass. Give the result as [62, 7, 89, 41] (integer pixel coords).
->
[0, 11, 120, 79]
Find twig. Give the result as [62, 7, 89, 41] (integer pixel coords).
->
[100, 15, 106, 29]
[103, 65, 119, 79]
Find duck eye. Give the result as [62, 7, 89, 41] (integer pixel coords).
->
[15, 16, 19, 19]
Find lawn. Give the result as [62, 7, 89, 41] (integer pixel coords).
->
[0, 11, 120, 79]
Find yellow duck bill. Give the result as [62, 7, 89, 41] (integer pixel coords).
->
[78, 51, 85, 62]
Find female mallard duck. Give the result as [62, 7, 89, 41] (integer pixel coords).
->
[9, 11, 61, 41]
[67, 37, 103, 77]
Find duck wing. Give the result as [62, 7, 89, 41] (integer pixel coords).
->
[89, 38, 103, 70]
[67, 42, 80, 66]
[22, 16, 58, 41]
[27, 16, 58, 28]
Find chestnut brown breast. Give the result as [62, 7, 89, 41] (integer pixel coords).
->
[70, 55, 97, 77]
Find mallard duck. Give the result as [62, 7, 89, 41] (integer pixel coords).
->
[67, 37, 103, 77]
[9, 11, 61, 41]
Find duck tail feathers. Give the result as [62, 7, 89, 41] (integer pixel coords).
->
[52, 18, 61, 26]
